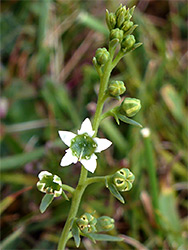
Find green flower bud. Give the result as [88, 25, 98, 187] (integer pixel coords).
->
[96, 216, 115, 232]
[80, 213, 97, 225]
[95, 48, 110, 66]
[129, 6, 136, 18]
[122, 21, 133, 32]
[37, 171, 62, 197]
[121, 35, 136, 50]
[121, 97, 141, 117]
[110, 28, 124, 43]
[113, 168, 135, 192]
[116, 6, 127, 28]
[115, 4, 124, 18]
[76, 213, 97, 234]
[106, 10, 116, 30]
[108, 80, 126, 97]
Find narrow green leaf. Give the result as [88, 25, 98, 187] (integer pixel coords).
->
[82, 233, 96, 243]
[0, 196, 15, 215]
[132, 42, 143, 50]
[77, 11, 108, 35]
[62, 190, 69, 201]
[117, 114, 142, 127]
[111, 111, 120, 125]
[161, 84, 185, 123]
[72, 221, 80, 247]
[124, 24, 138, 37]
[39, 194, 54, 213]
[108, 183, 125, 204]
[0, 139, 63, 171]
[0, 226, 25, 249]
[89, 233, 123, 242]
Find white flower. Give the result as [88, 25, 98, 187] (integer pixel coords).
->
[37, 171, 63, 197]
[58, 118, 112, 173]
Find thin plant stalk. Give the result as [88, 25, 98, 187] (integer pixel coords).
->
[141, 128, 160, 226]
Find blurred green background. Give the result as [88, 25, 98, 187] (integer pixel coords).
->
[0, 0, 187, 249]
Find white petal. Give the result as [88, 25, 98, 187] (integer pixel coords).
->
[80, 154, 97, 173]
[58, 131, 76, 146]
[94, 138, 112, 153]
[60, 148, 78, 167]
[53, 175, 62, 185]
[78, 118, 95, 137]
[54, 188, 62, 197]
[38, 171, 52, 180]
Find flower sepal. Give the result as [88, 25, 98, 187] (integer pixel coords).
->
[72, 219, 81, 247]
[105, 176, 125, 203]
[39, 193, 54, 213]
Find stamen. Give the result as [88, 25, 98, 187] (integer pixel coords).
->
[79, 147, 84, 161]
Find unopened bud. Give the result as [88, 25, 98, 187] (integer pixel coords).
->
[113, 168, 135, 192]
[108, 80, 126, 97]
[121, 97, 141, 117]
[96, 216, 115, 232]
[106, 10, 116, 30]
[116, 6, 127, 28]
[121, 35, 135, 50]
[110, 28, 124, 43]
[76, 212, 97, 234]
[122, 21, 133, 32]
[95, 48, 110, 66]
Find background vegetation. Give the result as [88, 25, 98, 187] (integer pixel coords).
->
[1, 0, 187, 249]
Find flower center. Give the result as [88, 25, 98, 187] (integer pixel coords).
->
[41, 175, 61, 193]
[70, 133, 97, 160]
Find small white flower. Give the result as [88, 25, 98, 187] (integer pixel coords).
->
[58, 118, 112, 173]
[37, 171, 63, 197]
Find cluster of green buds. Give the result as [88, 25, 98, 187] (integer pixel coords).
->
[112, 168, 135, 191]
[106, 4, 139, 51]
[37, 171, 63, 197]
[76, 213, 114, 234]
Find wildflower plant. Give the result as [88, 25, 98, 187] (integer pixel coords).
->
[36, 4, 142, 249]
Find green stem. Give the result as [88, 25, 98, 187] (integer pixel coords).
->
[100, 110, 113, 123]
[61, 184, 75, 194]
[86, 176, 107, 185]
[57, 167, 87, 250]
[111, 50, 124, 69]
[93, 57, 114, 134]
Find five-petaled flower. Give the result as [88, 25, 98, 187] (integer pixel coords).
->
[58, 118, 112, 173]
